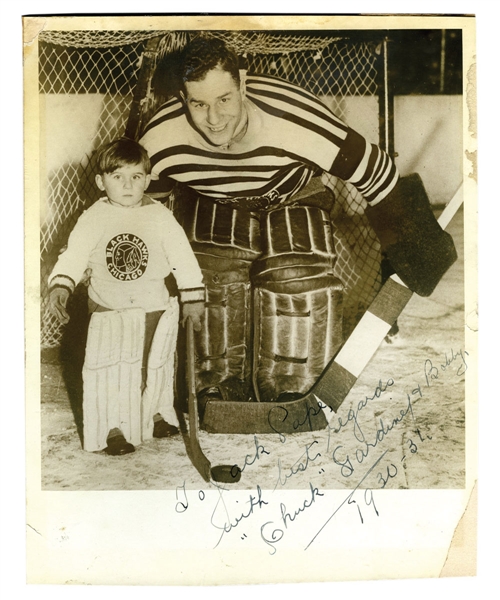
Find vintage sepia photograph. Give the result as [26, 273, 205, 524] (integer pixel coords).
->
[23, 12, 478, 586]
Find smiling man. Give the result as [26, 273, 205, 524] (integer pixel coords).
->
[182, 67, 247, 148]
[139, 36, 456, 416]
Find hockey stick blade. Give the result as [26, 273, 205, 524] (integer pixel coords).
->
[186, 317, 241, 483]
[312, 183, 464, 420]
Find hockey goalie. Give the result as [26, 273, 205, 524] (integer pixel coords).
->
[137, 36, 457, 432]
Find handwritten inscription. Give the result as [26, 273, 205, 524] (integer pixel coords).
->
[211, 485, 269, 547]
[274, 440, 322, 489]
[261, 483, 324, 555]
[174, 347, 466, 554]
[280, 483, 324, 528]
[330, 385, 422, 475]
[425, 347, 468, 386]
[326, 378, 395, 445]
[304, 452, 386, 551]
[231, 435, 270, 478]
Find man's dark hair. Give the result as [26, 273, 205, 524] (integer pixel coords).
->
[96, 138, 151, 175]
[181, 37, 240, 90]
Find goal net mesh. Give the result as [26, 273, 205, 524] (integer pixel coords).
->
[39, 29, 384, 349]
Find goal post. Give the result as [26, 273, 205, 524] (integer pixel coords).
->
[39, 29, 390, 351]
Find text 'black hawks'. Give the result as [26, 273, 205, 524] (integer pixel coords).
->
[106, 233, 149, 281]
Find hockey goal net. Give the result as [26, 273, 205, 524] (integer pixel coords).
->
[39, 29, 387, 350]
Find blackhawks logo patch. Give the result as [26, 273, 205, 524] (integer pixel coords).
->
[106, 233, 149, 281]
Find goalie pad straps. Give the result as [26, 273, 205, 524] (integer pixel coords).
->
[195, 265, 252, 397]
[365, 173, 458, 296]
[82, 308, 145, 451]
[141, 298, 180, 439]
[253, 206, 344, 402]
[254, 281, 344, 402]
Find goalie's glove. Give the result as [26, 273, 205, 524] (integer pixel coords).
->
[181, 301, 204, 332]
[365, 173, 457, 296]
[48, 286, 71, 324]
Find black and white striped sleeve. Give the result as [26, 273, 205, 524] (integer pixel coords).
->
[329, 127, 399, 204]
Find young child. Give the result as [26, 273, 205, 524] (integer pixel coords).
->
[48, 138, 205, 456]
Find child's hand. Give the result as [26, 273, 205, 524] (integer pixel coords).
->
[48, 287, 70, 324]
[181, 301, 205, 331]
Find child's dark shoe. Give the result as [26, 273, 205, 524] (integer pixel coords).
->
[153, 419, 179, 438]
[104, 434, 135, 456]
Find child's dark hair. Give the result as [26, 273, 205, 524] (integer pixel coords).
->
[181, 37, 240, 91]
[96, 138, 151, 175]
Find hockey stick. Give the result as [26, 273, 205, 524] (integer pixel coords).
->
[185, 317, 242, 483]
[311, 182, 464, 419]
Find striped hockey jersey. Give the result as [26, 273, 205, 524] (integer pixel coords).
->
[140, 73, 399, 206]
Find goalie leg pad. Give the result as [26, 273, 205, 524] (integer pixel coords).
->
[252, 205, 343, 402]
[141, 298, 180, 440]
[253, 206, 336, 287]
[253, 278, 344, 402]
[196, 275, 252, 396]
[365, 173, 457, 296]
[177, 195, 261, 398]
[177, 192, 261, 261]
[82, 308, 145, 452]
